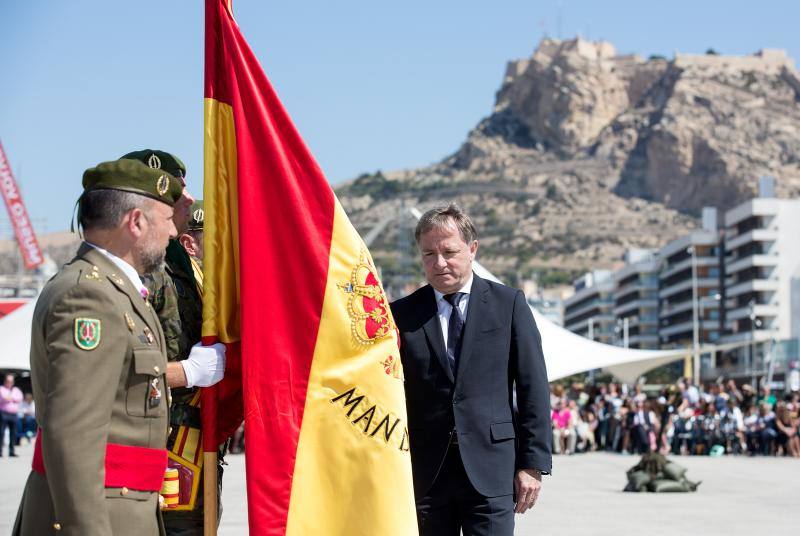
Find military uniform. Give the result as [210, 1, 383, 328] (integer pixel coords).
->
[13, 160, 182, 536]
[124, 151, 214, 534]
[145, 241, 203, 393]
[186, 199, 205, 286]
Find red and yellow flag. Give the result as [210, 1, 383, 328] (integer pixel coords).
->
[202, 1, 417, 534]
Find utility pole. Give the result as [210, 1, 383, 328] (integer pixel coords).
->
[623, 317, 629, 349]
[748, 299, 760, 388]
[688, 246, 700, 383]
[587, 318, 595, 384]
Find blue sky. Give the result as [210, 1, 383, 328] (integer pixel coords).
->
[1, 0, 798, 235]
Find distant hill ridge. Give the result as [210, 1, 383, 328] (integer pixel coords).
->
[336, 38, 800, 287]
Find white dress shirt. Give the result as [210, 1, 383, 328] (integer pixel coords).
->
[86, 242, 148, 297]
[433, 274, 473, 352]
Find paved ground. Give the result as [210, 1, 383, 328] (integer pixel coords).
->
[2, 441, 798, 535]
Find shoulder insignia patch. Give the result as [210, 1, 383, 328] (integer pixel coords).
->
[74, 318, 102, 350]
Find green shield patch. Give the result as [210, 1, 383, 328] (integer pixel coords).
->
[74, 318, 101, 350]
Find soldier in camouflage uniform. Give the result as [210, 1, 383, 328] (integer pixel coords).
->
[178, 200, 204, 287]
[120, 151, 223, 536]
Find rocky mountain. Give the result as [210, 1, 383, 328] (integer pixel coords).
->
[337, 38, 800, 288]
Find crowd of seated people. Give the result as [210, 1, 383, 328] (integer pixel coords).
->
[550, 379, 800, 457]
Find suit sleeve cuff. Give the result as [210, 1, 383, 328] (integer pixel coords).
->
[517, 453, 552, 475]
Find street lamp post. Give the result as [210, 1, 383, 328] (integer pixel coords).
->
[688, 246, 700, 383]
[623, 317, 629, 348]
[748, 299, 761, 388]
[616, 317, 629, 348]
[766, 336, 778, 387]
[588, 318, 595, 384]
[698, 293, 722, 376]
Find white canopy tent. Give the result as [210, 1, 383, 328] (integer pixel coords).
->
[532, 309, 689, 383]
[0, 299, 36, 371]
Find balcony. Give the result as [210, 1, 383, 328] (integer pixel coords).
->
[724, 199, 779, 228]
[724, 314, 779, 332]
[613, 299, 658, 316]
[724, 228, 778, 251]
[564, 315, 614, 333]
[726, 279, 779, 298]
[628, 334, 660, 347]
[660, 256, 718, 281]
[726, 304, 779, 322]
[718, 329, 776, 345]
[659, 278, 718, 299]
[625, 315, 660, 328]
[564, 304, 599, 323]
[660, 299, 694, 317]
[725, 253, 778, 275]
[614, 281, 656, 301]
[660, 320, 694, 337]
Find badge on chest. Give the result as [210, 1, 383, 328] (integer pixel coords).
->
[149, 378, 162, 407]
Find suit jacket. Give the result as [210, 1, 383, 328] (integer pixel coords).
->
[14, 243, 169, 536]
[391, 274, 552, 499]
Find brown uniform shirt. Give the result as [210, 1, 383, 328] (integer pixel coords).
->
[13, 243, 169, 536]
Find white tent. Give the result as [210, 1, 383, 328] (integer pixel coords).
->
[531, 307, 689, 383]
[0, 299, 35, 370]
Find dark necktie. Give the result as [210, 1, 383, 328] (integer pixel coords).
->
[444, 292, 466, 376]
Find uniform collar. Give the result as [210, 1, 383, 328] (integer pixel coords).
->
[85, 242, 147, 297]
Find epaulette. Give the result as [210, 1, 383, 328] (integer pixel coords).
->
[83, 265, 102, 281]
[107, 273, 127, 287]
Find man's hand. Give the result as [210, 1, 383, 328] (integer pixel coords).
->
[181, 342, 226, 388]
[513, 468, 542, 514]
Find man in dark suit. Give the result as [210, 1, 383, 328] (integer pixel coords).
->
[391, 204, 552, 536]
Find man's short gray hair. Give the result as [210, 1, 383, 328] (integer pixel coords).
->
[414, 203, 478, 244]
[79, 189, 148, 231]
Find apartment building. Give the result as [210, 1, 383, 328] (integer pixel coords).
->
[563, 270, 615, 345]
[659, 208, 723, 349]
[613, 250, 660, 349]
[719, 178, 800, 374]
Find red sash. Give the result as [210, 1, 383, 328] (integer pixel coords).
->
[32, 430, 168, 492]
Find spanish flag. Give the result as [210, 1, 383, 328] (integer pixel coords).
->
[202, 1, 417, 534]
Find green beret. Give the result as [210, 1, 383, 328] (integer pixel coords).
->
[187, 199, 205, 231]
[82, 159, 183, 206]
[120, 149, 187, 185]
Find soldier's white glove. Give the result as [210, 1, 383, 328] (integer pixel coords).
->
[182, 342, 226, 388]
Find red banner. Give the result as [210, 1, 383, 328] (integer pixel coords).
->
[0, 141, 43, 270]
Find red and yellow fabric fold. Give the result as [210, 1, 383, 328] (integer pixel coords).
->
[202, 1, 417, 534]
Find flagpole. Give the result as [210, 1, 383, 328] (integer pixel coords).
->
[201, 382, 220, 536]
[204, 450, 218, 536]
